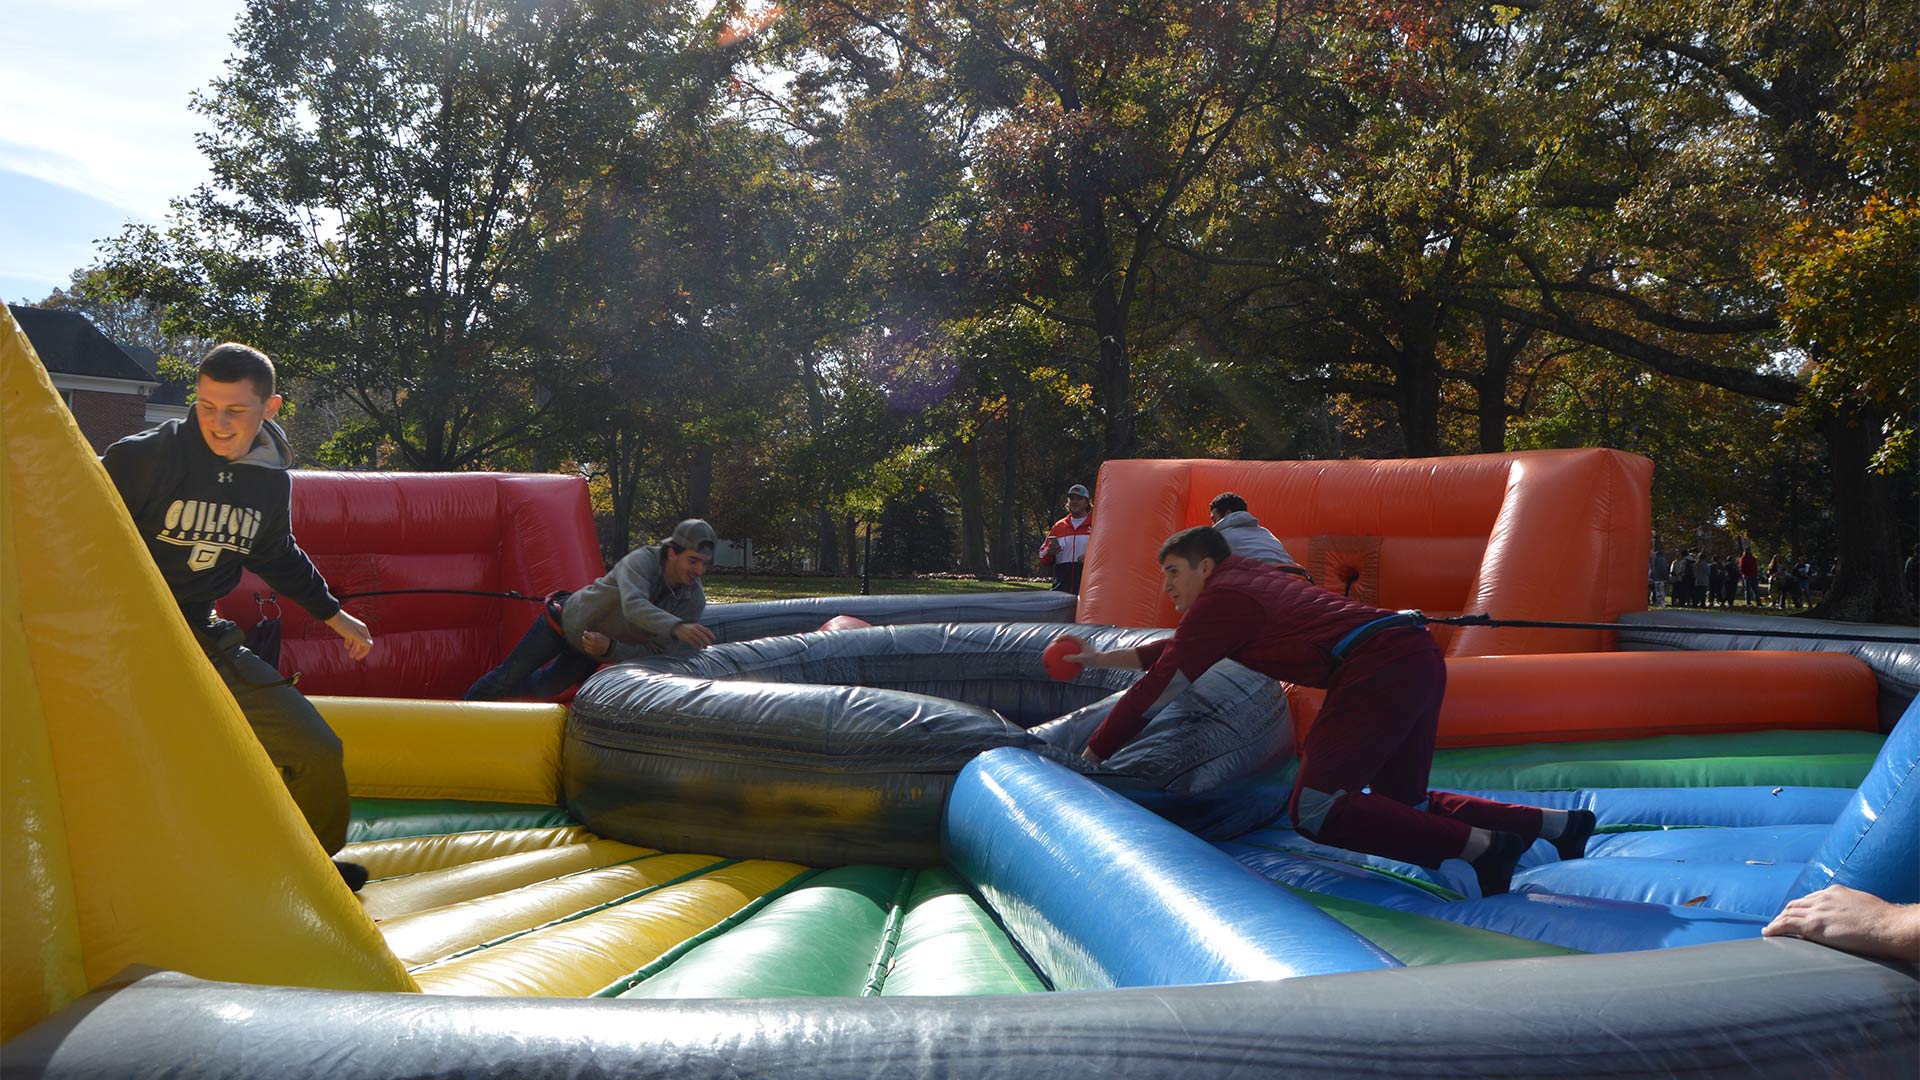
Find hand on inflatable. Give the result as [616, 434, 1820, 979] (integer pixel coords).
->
[327, 610, 374, 661]
[1764, 884, 1920, 961]
[1043, 635, 1085, 680]
[1080, 746, 1104, 767]
[674, 622, 716, 649]
[579, 631, 611, 658]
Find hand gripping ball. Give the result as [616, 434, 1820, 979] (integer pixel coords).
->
[1043, 635, 1085, 681]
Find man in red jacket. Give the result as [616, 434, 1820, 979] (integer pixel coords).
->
[1064, 526, 1594, 896]
[1037, 483, 1095, 594]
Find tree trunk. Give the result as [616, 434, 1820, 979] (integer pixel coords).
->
[1808, 408, 1911, 623]
[1476, 313, 1526, 453]
[1079, 195, 1135, 460]
[606, 426, 638, 565]
[951, 436, 993, 579]
[799, 346, 839, 572]
[687, 442, 712, 520]
[841, 515, 858, 579]
[1393, 303, 1444, 458]
[815, 507, 840, 574]
[993, 401, 1018, 573]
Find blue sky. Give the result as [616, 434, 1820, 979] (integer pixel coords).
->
[1, 1, 243, 303]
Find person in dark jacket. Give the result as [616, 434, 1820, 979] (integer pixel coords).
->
[1061, 527, 1593, 896]
[465, 519, 717, 701]
[101, 343, 373, 889]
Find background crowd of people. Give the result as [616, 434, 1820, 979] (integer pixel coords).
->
[1647, 538, 1826, 611]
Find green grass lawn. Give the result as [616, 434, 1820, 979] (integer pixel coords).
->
[703, 573, 1052, 603]
[1648, 598, 1827, 619]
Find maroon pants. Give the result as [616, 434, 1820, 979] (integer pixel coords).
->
[1287, 633, 1544, 868]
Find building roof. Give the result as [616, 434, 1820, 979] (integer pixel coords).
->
[9, 304, 155, 384]
[123, 344, 190, 406]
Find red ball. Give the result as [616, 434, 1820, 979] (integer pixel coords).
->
[1043, 635, 1085, 681]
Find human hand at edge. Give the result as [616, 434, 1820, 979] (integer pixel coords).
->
[1764, 884, 1920, 961]
[579, 630, 611, 658]
[674, 622, 716, 649]
[326, 610, 374, 662]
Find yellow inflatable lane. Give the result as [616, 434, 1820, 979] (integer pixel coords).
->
[358, 838, 658, 921]
[339, 825, 594, 880]
[1, 311, 415, 1042]
[380, 853, 726, 968]
[412, 860, 806, 996]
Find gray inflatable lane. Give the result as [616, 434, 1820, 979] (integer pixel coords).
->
[700, 590, 1077, 643]
[1617, 610, 1920, 730]
[8, 941, 1913, 1078]
[565, 623, 1293, 865]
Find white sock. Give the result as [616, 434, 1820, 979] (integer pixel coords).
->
[1538, 809, 1569, 840]
[1460, 828, 1493, 861]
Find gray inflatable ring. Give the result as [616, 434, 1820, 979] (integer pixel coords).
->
[563, 621, 1294, 865]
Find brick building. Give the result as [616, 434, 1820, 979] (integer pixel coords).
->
[10, 305, 189, 452]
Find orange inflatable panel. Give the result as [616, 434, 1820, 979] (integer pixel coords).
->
[1076, 450, 1652, 657]
[1284, 651, 1880, 749]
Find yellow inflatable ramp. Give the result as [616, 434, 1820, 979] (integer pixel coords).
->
[380, 853, 727, 968]
[357, 836, 657, 921]
[1, 312, 415, 1041]
[411, 860, 806, 996]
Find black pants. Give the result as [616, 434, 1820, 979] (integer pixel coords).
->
[1050, 561, 1084, 594]
[465, 614, 598, 701]
[199, 621, 349, 854]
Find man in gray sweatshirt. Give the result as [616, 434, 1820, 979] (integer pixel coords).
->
[1208, 492, 1307, 577]
[465, 519, 717, 700]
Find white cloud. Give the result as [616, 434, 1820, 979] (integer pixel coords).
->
[0, 1, 244, 220]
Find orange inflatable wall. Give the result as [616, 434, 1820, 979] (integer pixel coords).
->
[1076, 450, 1652, 656]
[1283, 651, 1882, 748]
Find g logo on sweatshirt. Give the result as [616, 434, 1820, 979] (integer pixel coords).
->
[158, 499, 265, 573]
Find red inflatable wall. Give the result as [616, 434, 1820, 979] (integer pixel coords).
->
[1075, 449, 1653, 657]
[215, 473, 603, 698]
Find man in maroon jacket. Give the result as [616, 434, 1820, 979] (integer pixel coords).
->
[1064, 526, 1594, 896]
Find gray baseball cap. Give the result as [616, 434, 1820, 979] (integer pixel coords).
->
[666, 519, 718, 552]
[1065, 484, 1091, 500]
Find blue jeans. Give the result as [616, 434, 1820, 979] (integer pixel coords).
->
[465, 613, 599, 700]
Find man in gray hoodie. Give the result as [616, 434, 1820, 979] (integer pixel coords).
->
[464, 519, 717, 700]
[1208, 492, 1307, 577]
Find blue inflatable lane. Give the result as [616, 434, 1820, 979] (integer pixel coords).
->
[1785, 702, 1920, 905]
[1432, 891, 1768, 953]
[1585, 824, 1830, 862]
[1515, 858, 1805, 918]
[945, 748, 1398, 991]
[1220, 842, 1451, 913]
[1439, 786, 1855, 828]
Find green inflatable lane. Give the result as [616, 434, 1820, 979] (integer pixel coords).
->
[346, 798, 572, 843]
[1428, 730, 1884, 791]
[882, 868, 1049, 996]
[1287, 886, 1579, 966]
[620, 866, 908, 999]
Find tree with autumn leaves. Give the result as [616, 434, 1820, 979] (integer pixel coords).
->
[70, 0, 1914, 615]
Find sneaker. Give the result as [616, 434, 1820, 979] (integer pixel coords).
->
[1553, 809, 1597, 862]
[1469, 831, 1530, 898]
[333, 860, 369, 893]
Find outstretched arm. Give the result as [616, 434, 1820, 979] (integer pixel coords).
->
[1080, 591, 1259, 763]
